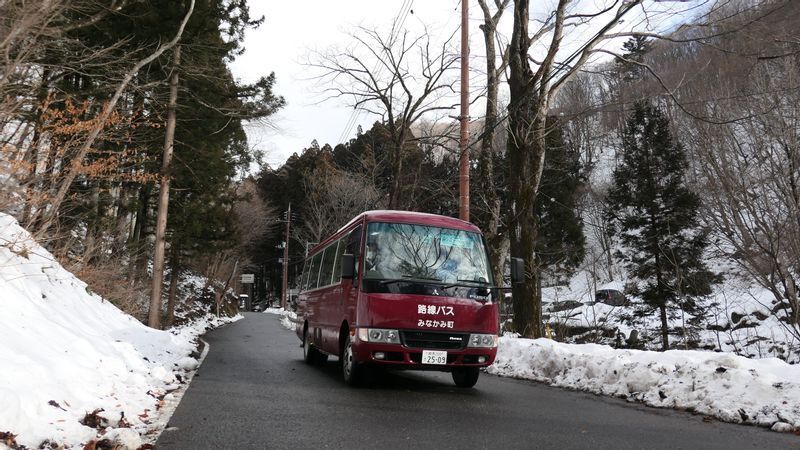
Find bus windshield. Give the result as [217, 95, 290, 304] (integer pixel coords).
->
[363, 222, 492, 285]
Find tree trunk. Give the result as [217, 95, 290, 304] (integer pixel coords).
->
[131, 184, 151, 281]
[659, 303, 669, 351]
[22, 69, 50, 226]
[148, 44, 181, 329]
[166, 248, 180, 327]
[114, 182, 131, 254]
[389, 139, 404, 209]
[507, 129, 548, 341]
[478, 0, 509, 290]
[506, 0, 549, 338]
[653, 238, 669, 351]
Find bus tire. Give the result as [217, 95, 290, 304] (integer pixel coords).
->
[303, 327, 326, 365]
[341, 335, 362, 386]
[452, 367, 480, 388]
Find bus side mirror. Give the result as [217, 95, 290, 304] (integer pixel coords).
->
[510, 257, 525, 284]
[340, 254, 356, 279]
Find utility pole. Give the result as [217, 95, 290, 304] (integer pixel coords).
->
[459, 0, 470, 222]
[281, 203, 292, 310]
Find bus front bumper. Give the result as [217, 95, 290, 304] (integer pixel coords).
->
[352, 341, 497, 370]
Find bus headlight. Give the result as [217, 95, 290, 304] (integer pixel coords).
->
[358, 328, 401, 344]
[468, 333, 497, 348]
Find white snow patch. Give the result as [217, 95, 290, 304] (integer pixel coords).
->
[263, 307, 297, 331]
[487, 336, 800, 431]
[0, 213, 236, 448]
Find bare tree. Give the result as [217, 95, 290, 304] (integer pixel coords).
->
[690, 84, 800, 338]
[232, 178, 277, 254]
[502, 0, 786, 338]
[476, 0, 511, 287]
[297, 168, 384, 246]
[506, 0, 649, 337]
[1, 0, 132, 223]
[307, 20, 459, 209]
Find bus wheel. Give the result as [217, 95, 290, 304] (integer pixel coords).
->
[452, 367, 480, 388]
[341, 335, 362, 386]
[304, 328, 327, 365]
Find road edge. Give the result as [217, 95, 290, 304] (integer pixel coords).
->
[143, 336, 212, 445]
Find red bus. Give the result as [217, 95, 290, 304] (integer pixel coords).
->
[294, 210, 516, 388]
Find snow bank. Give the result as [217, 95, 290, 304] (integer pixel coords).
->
[0, 213, 228, 448]
[487, 336, 800, 432]
[263, 307, 297, 331]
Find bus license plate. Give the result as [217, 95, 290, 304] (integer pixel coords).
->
[421, 350, 447, 365]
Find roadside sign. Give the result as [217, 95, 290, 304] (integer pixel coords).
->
[240, 273, 255, 284]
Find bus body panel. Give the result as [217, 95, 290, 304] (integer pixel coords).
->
[317, 284, 341, 354]
[360, 293, 497, 334]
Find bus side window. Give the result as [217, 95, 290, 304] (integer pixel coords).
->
[300, 259, 311, 292]
[308, 252, 323, 290]
[346, 225, 362, 277]
[298, 262, 306, 292]
[319, 244, 337, 287]
[332, 239, 346, 284]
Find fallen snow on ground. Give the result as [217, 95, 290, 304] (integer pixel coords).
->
[263, 307, 296, 331]
[541, 270, 800, 363]
[0, 213, 238, 449]
[486, 335, 800, 432]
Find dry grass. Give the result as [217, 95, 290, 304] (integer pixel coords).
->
[71, 261, 150, 322]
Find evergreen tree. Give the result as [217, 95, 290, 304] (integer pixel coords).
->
[617, 35, 652, 81]
[255, 142, 334, 297]
[608, 102, 716, 351]
[535, 119, 586, 278]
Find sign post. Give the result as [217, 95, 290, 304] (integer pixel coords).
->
[240, 274, 254, 310]
[281, 204, 292, 310]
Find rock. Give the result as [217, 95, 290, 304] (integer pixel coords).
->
[103, 428, 142, 449]
[771, 422, 794, 433]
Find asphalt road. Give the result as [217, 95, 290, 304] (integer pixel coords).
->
[157, 312, 799, 449]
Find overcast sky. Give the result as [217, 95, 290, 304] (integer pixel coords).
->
[229, 1, 694, 170]
[230, 1, 469, 169]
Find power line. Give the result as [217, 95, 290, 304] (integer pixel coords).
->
[336, 0, 415, 145]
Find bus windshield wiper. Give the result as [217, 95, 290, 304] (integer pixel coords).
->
[443, 279, 492, 289]
[381, 275, 443, 286]
[458, 279, 491, 285]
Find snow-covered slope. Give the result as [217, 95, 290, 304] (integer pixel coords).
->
[0, 213, 225, 448]
[540, 268, 800, 363]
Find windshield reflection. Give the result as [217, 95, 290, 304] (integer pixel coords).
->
[363, 222, 491, 285]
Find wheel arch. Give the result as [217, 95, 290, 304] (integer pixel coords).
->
[338, 320, 350, 355]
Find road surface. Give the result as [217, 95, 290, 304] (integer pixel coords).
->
[157, 312, 799, 449]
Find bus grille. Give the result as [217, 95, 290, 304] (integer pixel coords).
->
[401, 330, 468, 350]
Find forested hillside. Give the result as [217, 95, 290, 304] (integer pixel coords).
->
[1, 0, 283, 326]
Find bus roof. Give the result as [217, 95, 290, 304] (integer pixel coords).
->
[344, 210, 480, 233]
[309, 210, 482, 256]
